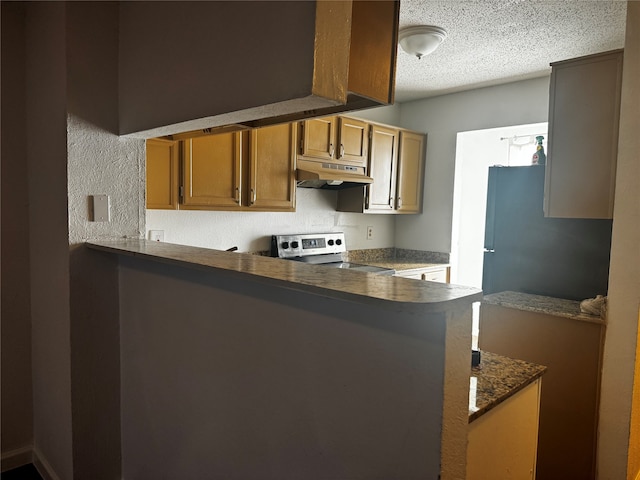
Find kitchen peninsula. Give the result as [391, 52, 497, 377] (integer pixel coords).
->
[87, 239, 481, 480]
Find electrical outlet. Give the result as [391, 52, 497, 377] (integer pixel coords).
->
[367, 225, 374, 240]
[149, 230, 164, 242]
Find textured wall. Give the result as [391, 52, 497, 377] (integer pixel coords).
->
[67, 115, 145, 244]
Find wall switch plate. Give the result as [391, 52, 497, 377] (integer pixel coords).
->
[367, 225, 374, 240]
[149, 230, 164, 242]
[91, 195, 110, 222]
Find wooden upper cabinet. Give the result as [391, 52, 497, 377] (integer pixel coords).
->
[337, 122, 425, 215]
[544, 50, 623, 219]
[151, 125, 296, 211]
[182, 133, 242, 208]
[249, 123, 296, 211]
[337, 117, 369, 166]
[299, 116, 368, 167]
[366, 124, 399, 212]
[396, 131, 425, 213]
[300, 117, 336, 161]
[146, 138, 179, 210]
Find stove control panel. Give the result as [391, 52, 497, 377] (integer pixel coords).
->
[272, 232, 346, 258]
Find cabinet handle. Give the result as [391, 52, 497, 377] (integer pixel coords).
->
[397, 197, 402, 208]
[329, 143, 335, 157]
[251, 188, 256, 205]
[234, 187, 240, 203]
[339, 144, 345, 159]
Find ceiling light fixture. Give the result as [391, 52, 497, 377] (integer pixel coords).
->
[398, 25, 448, 59]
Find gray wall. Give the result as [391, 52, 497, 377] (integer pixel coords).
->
[24, 2, 73, 478]
[1, 2, 33, 465]
[118, 256, 448, 480]
[118, 1, 317, 136]
[395, 76, 551, 253]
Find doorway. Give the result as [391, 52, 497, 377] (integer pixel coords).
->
[451, 123, 548, 343]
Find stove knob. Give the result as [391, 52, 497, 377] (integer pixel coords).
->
[328, 239, 334, 246]
[335, 239, 342, 246]
[291, 241, 299, 249]
[281, 242, 289, 250]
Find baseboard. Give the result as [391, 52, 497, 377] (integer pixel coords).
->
[33, 447, 62, 480]
[1, 444, 33, 472]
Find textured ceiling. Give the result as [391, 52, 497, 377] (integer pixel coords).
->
[395, 0, 627, 102]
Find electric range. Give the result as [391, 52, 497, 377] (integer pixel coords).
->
[270, 232, 395, 276]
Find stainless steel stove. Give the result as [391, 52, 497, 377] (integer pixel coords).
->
[271, 232, 395, 275]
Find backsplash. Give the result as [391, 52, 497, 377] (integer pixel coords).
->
[346, 247, 450, 264]
[146, 188, 395, 253]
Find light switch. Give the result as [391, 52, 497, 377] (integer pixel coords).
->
[92, 195, 110, 222]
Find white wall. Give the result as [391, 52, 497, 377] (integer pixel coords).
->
[598, 3, 640, 478]
[146, 189, 395, 252]
[395, 76, 551, 253]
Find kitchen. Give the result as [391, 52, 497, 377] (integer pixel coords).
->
[2, 2, 639, 480]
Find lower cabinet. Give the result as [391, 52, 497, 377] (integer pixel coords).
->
[467, 379, 542, 480]
[394, 266, 450, 283]
[479, 302, 604, 480]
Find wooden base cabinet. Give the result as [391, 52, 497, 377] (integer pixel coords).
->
[467, 379, 542, 480]
[479, 303, 604, 480]
[394, 266, 450, 283]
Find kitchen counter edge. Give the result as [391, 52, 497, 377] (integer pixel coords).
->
[482, 291, 606, 325]
[86, 239, 482, 313]
[470, 351, 547, 423]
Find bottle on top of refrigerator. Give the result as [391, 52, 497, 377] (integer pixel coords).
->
[531, 135, 546, 165]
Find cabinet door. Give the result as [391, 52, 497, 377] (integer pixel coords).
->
[421, 267, 449, 283]
[182, 133, 242, 207]
[396, 131, 425, 213]
[300, 116, 336, 161]
[146, 138, 179, 209]
[366, 125, 398, 212]
[337, 117, 368, 166]
[249, 124, 296, 211]
[467, 380, 541, 480]
[544, 50, 623, 219]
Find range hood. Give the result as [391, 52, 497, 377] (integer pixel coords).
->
[296, 159, 373, 190]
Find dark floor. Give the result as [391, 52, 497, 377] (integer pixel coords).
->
[1, 464, 43, 480]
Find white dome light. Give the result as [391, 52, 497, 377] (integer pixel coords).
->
[399, 25, 448, 59]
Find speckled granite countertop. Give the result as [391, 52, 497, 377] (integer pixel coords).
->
[87, 239, 481, 313]
[469, 351, 546, 423]
[345, 248, 450, 273]
[482, 291, 606, 325]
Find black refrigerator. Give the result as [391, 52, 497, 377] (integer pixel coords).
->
[482, 165, 612, 301]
